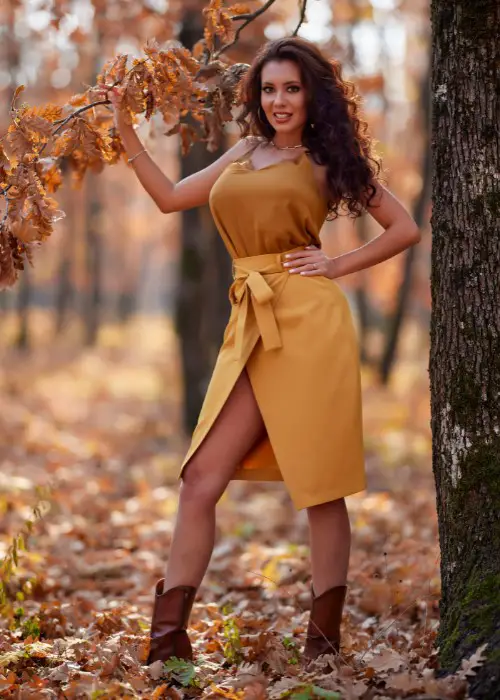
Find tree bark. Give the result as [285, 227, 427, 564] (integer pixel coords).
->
[176, 9, 231, 432]
[429, 2, 500, 697]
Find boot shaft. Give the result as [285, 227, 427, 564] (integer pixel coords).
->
[304, 584, 347, 660]
[146, 579, 197, 665]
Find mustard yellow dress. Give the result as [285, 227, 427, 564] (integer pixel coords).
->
[178, 145, 367, 510]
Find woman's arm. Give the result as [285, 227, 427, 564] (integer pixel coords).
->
[116, 111, 252, 213]
[328, 181, 421, 278]
[282, 181, 421, 278]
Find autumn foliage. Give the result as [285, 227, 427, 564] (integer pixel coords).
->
[0, 0, 252, 290]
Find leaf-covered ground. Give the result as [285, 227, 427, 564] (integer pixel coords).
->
[0, 318, 483, 698]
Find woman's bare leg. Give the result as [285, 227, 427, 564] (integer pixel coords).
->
[306, 498, 351, 595]
[163, 370, 266, 592]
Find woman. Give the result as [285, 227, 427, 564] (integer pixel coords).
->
[101, 36, 420, 666]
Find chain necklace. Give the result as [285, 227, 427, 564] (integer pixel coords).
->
[270, 140, 303, 150]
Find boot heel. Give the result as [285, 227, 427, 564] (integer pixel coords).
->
[146, 579, 197, 665]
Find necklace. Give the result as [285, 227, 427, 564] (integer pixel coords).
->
[270, 140, 303, 150]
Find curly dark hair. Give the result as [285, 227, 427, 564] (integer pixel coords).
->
[236, 36, 384, 220]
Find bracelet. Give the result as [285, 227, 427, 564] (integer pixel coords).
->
[127, 148, 147, 164]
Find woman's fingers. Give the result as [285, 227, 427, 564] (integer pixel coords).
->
[283, 252, 315, 267]
[95, 83, 122, 104]
[284, 256, 320, 270]
[287, 260, 323, 274]
[282, 247, 328, 275]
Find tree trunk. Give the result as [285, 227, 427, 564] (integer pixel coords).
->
[176, 9, 231, 432]
[354, 214, 372, 365]
[430, 2, 500, 697]
[55, 178, 75, 335]
[14, 268, 31, 351]
[3, 0, 31, 350]
[84, 174, 103, 346]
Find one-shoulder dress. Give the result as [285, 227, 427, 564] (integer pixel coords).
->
[178, 142, 367, 510]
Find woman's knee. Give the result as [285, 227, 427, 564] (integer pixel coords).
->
[179, 460, 224, 509]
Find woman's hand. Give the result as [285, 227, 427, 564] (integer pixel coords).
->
[282, 245, 338, 279]
[96, 83, 128, 130]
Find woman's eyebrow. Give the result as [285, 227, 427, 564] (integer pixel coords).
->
[262, 80, 301, 86]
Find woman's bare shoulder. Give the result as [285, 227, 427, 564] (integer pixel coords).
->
[228, 134, 265, 158]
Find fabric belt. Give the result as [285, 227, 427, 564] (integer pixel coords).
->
[229, 247, 305, 358]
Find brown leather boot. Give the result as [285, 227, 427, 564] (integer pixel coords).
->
[303, 584, 347, 661]
[146, 579, 197, 665]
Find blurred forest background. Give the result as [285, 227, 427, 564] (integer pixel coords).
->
[0, 1, 449, 698]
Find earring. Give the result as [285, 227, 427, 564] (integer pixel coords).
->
[310, 121, 315, 130]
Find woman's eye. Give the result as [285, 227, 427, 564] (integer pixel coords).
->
[262, 86, 300, 93]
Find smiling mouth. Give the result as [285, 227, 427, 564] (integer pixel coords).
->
[273, 113, 292, 119]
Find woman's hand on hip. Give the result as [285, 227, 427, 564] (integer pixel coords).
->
[282, 245, 338, 279]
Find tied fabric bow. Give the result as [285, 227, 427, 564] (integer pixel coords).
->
[229, 267, 282, 358]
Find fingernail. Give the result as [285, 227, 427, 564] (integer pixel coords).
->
[283, 262, 290, 267]
[285, 254, 291, 259]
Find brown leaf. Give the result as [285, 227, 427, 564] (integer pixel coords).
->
[227, 4, 252, 16]
[11, 84, 25, 104]
[0, 232, 18, 289]
[457, 642, 489, 679]
[68, 93, 89, 107]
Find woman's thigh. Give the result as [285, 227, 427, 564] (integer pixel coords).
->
[180, 369, 266, 504]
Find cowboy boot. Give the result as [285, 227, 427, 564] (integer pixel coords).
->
[146, 579, 197, 665]
[303, 584, 347, 661]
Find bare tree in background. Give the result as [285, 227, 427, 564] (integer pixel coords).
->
[175, 7, 232, 432]
[379, 63, 432, 384]
[3, 1, 31, 348]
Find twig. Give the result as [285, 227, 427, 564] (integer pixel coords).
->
[37, 60, 152, 156]
[214, 0, 280, 58]
[291, 0, 308, 36]
[52, 99, 110, 135]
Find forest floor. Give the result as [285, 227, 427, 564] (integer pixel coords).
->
[0, 316, 481, 698]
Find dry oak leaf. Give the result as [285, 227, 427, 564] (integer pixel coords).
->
[68, 92, 90, 107]
[38, 160, 63, 194]
[363, 647, 406, 673]
[457, 642, 488, 679]
[52, 118, 114, 166]
[203, 0, 235, 52]
[7, 106, 60, 156]
[228, 4, 252, 15]
[0, 143, 11, 177]
[385, 670, 424, 691]
[7, 123, 34, 158]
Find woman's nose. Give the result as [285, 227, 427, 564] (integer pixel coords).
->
[273, 92, 288, 106]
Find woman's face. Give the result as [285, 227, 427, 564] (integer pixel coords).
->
[260, 59, 308, 137]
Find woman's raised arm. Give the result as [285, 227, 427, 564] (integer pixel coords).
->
[120, 116, 252, 213]
[100, 83, 252, 214]
[101, 85, 251, 214]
